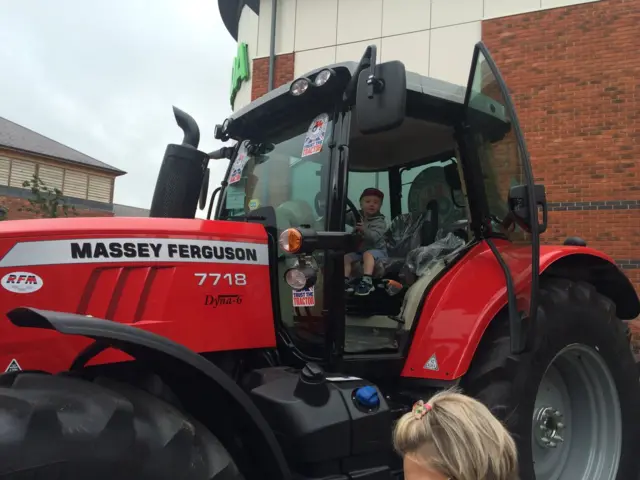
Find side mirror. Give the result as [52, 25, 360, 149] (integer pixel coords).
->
[355, 60, 406, 134]
[508, 184, 548, 234]
[199, 167, 210, 210]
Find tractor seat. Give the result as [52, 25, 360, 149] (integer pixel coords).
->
[374, 199, 440, 279]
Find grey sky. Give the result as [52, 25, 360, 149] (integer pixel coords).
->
[0, 0, 237, 215]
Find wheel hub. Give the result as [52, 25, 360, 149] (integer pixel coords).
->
[532, 343, 622, 480]
[534, 406, 565, 448]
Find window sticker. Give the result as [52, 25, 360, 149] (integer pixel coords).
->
[248, 198, 261, 211]
[228, 153, 249, 184]
[301, 113, 329, 158]
[225, 189, 245, 210]
[293, 286, 315, 307]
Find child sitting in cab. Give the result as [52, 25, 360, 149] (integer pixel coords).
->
[344, 187, 388, 296]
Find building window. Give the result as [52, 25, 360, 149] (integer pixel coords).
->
[88, 175, 112, 203]
[0, 157, 10, 186]
[9, 159, 36, 188]
[63, 170, 88, 198]
[37, 164, 64, 190]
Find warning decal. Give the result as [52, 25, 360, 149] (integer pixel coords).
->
[423, 353, 439, 371]
[0, 238, 269, 267]
[5, 359, 21, 373]
[293, 286, 315, 307]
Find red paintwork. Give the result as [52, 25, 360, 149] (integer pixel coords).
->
[401, 240, 617, 381]
[0, 217, 276, 374]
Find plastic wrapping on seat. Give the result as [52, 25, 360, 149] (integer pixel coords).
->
[385, 213, 430, 257]
[405, 230, 465, 277]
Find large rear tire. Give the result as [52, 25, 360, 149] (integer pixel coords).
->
[0, 372, 243, 480]
[462, 278, 640, 480]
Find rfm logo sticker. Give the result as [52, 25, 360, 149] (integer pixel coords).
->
[1, 271, 44, 294]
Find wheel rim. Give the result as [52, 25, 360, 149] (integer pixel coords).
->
[532, 343, 622, 480]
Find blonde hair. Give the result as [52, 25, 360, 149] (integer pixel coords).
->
[393, 389, 519, 480]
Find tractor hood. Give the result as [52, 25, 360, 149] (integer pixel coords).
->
[0, 216, 276, 374]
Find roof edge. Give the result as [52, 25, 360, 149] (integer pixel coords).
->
[0, 145, 127, 176]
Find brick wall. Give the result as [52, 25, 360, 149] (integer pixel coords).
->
[0, 195, 113, 220]
[482, 0, 640, 343]
[251, 53, 295, 101]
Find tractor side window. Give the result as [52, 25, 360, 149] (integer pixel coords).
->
[467, 56, 529, 243]
[347, 171, 391, 220]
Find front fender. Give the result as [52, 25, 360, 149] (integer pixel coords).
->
[402, 242, 639, 382]
[5, 307, 291, 480]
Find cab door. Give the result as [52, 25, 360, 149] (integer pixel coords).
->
[463, 42, 544, 353]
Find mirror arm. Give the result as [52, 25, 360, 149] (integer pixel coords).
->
[208, 147, 233, 160]
[365, 45, 384, 99]
[342, 44, 376, 104]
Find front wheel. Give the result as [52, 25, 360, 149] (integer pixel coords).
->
[0, 372, 244, 480]
[463, 278, 640, 480]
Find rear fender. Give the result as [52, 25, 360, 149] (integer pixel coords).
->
[6, 307, 291, 480]
[402, 243, 639, 381]
[539, 248, 639, 320]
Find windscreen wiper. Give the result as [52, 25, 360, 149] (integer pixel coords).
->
[228, 214, 267, 222]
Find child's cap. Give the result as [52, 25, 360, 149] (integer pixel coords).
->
[360, 187, 384, 201]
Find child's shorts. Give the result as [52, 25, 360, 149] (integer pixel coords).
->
[346, 249, 388, 262]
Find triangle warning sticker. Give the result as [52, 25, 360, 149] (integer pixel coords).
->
[423, 354, 439, 371]
[5, 359, 21, 373]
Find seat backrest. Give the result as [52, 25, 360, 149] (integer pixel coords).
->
[384, 200, 438, 258]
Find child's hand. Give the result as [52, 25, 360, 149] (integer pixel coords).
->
[355, 222, 364, 233]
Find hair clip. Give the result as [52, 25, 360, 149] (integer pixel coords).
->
[412, 400, 432, 419]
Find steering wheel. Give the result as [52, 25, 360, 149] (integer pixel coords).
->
[346, 198, 361, 225]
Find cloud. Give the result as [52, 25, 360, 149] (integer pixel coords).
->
[0, 0, 237, 213]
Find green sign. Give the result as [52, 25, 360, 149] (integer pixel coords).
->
[230, 43, 250, 109]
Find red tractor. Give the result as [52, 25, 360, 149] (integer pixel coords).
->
[0, 43, 637, 480]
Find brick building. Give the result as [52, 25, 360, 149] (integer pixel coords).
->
[0, 116, 149, 218]
[219, 0, 639, 306]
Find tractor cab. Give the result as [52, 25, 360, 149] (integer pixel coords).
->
[202, 43, 532, 368]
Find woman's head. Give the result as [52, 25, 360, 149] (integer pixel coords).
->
[393, 389, 519, 480]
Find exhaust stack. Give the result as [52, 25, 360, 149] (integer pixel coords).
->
[149, 107, 208, 219]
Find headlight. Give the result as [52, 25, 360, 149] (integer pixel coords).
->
[284, 266, 317, 290]
[313, 69, 333, 87]
[279, 228, 302, 253]
[290, 78, 310, 96]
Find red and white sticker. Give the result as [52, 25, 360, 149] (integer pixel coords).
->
[293, 286, 315, 307]
[1, 271, 43, 294]
[301, 113, 329, 158]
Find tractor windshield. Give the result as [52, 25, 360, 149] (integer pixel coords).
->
[219, 111, 334, 229]
[218, 108, 338, 354]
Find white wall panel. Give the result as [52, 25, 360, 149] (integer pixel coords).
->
[336, 39, 381, 64]
[541, 0, 599, 9]
[382, 0, 431, 37]
[337, 0, 383, 45]
[294, 47, 337, 77]
[257, 0, 297, 57]
[429, 21, 480, 86]
[432, 0, 482, 28]
[295, 0, 338, 51]
[483, 0, 540, 19]
[381, 30, 430, 76]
